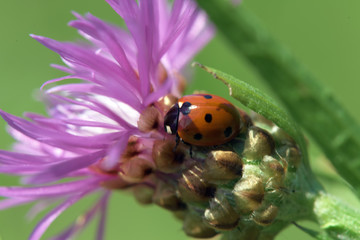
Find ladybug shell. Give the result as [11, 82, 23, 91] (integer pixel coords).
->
[177, 94, 241, 146]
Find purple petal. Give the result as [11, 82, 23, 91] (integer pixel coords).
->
[84, 14, 138, 83]
[24, 112, 124, 131]
[70, 13, 137, 68]
[31, 35, 143, 104]
[49, 224, 76, 240]
[0, 165, 50, 175]
[144, 74, 174, 106]
[26, 199, 59, 220]
[45, 83, 103, 94]
[0, 198, 34, 210]
[20, 169, 94, 185]
[158, 0, 197, 58]
[166, 12, 214, 69]
[49, 191, 110, 240]
[100, 132, 130, 171]
[0, 151, 51, 165]
[50, 64, 74, 74]
[25, 150, 107, 184]
[96, 192, 110, 240]
[0, 110, 123, 151]
[46, 94, 138, 130]
[29, 189, 96, 240]
[105, 0, 138, 21]
[40, 75, 79, 90]
[0, 178, 103, 198]
[106, 0, 161, 98]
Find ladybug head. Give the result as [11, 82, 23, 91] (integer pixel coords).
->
[164, 103, 179, 135]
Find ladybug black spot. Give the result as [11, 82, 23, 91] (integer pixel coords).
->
[224, 126, 232, 138]
[194, 133, 203, 140]
[203, 95, 212, 99]
[205, 113, 212, 123]
[181, 102, 192, 115]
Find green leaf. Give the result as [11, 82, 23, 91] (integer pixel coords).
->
[314, 193, 360, 240]
[196, 0, 360, 196]
[193, 63, 309, 168]
[292, 222, 320, 240]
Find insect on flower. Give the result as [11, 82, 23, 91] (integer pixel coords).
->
[164, 94, 243, 146]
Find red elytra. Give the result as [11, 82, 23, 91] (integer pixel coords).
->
[164, 94, 241, 146]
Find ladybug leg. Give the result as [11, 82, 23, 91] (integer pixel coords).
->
[189, 145, 193, 158]
[180, 140, 193, 158]
[174, 133, 180, 151]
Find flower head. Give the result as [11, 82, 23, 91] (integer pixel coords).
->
[0, 0, 213, 239]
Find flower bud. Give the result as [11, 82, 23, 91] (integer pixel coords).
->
[137, 106, 161, 132]
[173, 210, 187, 221]
[204, 191, 239, 230]
[152, 140, 185, 173]
[177, 165, 216, 203]
[233, 176, 264, 214]
[133, 184, 155, 205]
[261, 156, 285, 178]
[285, 146, 302, 171]
[122, 136, 142, 160]
[242, 126, 275, 160]
[252, 204, 278, 226]
[100, 177, 131, 190]
[270, 125, 296, 146]
[183, 212, 218, 238]
[261, 156, 285, 190]
[250, 112, 275, 127]
[203, 150, 243, 183]
[153, 181, 186, 211]
[174, 71, 187, 93]
[155, 94, 178, 114]
[157, 63, 168, 86]
[120, 157, 154, 183]
[237, 109, 253, 133]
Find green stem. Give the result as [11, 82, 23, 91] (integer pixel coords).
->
[196, 0, 360, 196]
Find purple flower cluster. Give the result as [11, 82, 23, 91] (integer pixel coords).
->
[0, 0, 213, 239]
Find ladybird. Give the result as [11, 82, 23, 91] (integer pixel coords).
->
[164, 94, 241, 146]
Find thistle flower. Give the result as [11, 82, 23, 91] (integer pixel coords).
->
[5, 0, 355, 239]
[0, 0, 213, 239]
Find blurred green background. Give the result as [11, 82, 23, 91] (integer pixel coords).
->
[1, 0, 360, 239]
